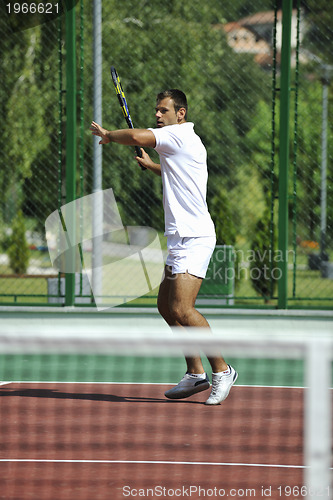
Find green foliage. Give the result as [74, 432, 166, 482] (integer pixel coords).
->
[4, 32, 49, 178]
[246, 99, 278, 199]
[209, 186, 237, 246]
[0, 19, 55, 226]
[294, 79, 333, 244]
[7, 210, 30, 275]
[209, 184, 243, 289]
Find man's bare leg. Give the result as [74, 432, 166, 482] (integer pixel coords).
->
[157, 266, 228, 373]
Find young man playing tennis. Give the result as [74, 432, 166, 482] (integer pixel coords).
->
[90, 89, 237, 405]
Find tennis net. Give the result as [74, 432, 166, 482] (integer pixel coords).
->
[0, 321, 332, 500]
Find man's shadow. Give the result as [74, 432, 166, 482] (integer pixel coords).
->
[0, 387, 203, 404]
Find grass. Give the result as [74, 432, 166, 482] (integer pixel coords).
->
[0, 277, 50, 304]
[2, 270, 331, 308]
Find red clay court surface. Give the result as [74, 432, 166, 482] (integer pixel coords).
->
[0, 382, 307, 499]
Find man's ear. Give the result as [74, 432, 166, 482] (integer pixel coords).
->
[177, 107, 187, 123]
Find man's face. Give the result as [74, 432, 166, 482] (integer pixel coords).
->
[155, 97, 182, 128]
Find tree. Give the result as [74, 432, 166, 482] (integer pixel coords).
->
[250, 209, 277, 302]
[0, 20, 55, 229]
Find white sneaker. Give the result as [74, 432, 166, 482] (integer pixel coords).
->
[205, 366, 238, 405]
[165, 373, 210, 399]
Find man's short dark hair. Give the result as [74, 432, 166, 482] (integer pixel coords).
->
[156, 89, 188, 119]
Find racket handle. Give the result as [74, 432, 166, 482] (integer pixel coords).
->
[135, 146, 146, 171]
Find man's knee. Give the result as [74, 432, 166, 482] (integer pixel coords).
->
[157, 297, 187, 325]
[168, 302, 192, 325]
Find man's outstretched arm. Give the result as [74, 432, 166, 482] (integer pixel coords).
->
[90, 121, 156, 148]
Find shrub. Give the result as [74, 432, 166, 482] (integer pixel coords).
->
[7, 210, 30, 275]
[209, 187, 241, 288]
[250, 209, 277, 302]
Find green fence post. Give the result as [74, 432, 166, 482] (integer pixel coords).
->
[278, 0, 293, 309]
[65, 0, 77, 306]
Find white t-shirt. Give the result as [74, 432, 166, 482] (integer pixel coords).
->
[149, 122, 215, 237]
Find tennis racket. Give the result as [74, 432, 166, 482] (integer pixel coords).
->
[110, 66, 145, 170]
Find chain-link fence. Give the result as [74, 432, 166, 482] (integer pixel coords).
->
[0, 0, 332, 308]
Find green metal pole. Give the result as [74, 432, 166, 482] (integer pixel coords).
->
[65, 0, 77, 306]
[277, 0, 292, 309]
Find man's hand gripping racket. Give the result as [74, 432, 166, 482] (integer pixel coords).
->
[110, 66, 146, 171]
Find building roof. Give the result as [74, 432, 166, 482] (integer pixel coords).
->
[239, 10, 283, 26]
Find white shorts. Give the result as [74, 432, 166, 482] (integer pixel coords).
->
[165, 233, 216, 278]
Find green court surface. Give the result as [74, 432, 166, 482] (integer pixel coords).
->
[0, 307, 332, 387]
[0, 354, 305, 387]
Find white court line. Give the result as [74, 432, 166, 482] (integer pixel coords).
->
[0, 458, 312, 469]
[0, 381, 307, 389]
